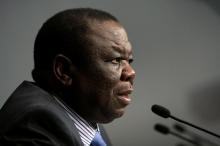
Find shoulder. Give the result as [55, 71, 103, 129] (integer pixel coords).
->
[0, 107, 82, 145]
[0, 81, 82, 146]
[0, 81, 56, 127]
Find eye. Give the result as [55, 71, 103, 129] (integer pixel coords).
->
[128, 58, 133, 64]
[111, 57, 123, 64]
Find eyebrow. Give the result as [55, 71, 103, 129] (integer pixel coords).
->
[111, 44, 133, 56]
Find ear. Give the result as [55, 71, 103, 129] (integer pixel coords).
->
[53, 54, 75, 86]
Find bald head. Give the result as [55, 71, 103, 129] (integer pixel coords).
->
[32, 8, 119, 84]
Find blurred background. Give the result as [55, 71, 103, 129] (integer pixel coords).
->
[1, 0, 220, 145]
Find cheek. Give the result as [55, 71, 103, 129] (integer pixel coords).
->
[98, 73, 121, 106]
[91, 73, 119, 105]
[85, 62, 122, 101]
[91, 64, 121, 87]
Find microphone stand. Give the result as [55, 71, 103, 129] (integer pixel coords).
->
[170, 115, 220, 139]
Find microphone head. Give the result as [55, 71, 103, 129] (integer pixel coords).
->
[173, 123, 186, 133]
[151, 104, 171, 118]
[154, 123, 170, 135]
[176, 143, 188, 146]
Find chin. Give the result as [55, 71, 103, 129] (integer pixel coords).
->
[98, 109, 125, 123]
[114, 108, 125, 117]
[107, 109, 125, 122]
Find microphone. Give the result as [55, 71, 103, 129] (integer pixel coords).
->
[176, 143, 189, 146]
[176, 143, 188, 146]
[174, 123, 220, 146]
[151, 104, 220, 139]
[154, 123, 200, 146]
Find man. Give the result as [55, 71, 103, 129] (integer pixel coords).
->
[0, 8, 135, 146]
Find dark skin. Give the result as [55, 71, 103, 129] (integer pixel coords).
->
[52, 20, 135, 124]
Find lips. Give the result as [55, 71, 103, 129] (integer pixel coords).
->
[117, 95, 131, 106]
[118, 89, 133, 95]
[116, 88, 133, 106]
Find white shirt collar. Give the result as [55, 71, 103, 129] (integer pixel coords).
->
[53, 96, 98, 146]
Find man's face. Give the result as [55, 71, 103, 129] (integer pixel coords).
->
[71, 21, 135, 123]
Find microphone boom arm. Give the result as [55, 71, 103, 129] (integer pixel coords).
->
[170, 115, 220, 139]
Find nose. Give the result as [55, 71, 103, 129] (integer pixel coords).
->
[121, 62, 136, 84]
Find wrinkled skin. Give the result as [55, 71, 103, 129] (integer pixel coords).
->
[67, 20, 136, 123]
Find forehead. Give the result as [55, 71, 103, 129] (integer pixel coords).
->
[88, 21, 132, 55]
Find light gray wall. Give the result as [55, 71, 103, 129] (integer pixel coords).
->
[1, 0, 220, 145]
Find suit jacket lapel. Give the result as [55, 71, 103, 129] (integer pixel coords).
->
[98, 124, 112, 146]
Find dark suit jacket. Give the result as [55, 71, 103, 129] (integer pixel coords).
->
[0, 81, 112, 146]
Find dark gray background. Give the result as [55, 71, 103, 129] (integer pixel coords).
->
[1, 0, 220, 145]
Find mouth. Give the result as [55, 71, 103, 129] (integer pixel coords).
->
[116, 89, 133, 106]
